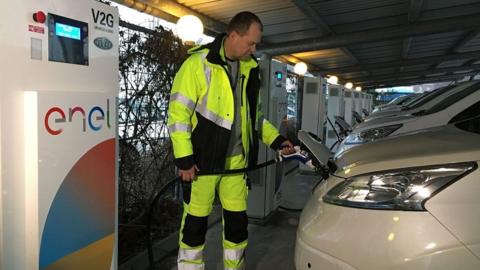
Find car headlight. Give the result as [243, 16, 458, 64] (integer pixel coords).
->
[344, 124, 402, 145]
[323, 163, 476, 210]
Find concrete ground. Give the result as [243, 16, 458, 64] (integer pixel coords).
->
[203, 209, 301, 270]
[159, 171, 319, 270]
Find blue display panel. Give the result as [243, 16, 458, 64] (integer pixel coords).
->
[55, 23, 81, 40]
[48, 13, 88, 65]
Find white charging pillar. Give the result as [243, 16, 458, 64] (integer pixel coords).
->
[325, 84, 345, 149]
[353, 91, 362, 115]
[247, 59, 288, 221]
[0, 1, 118, 269]
[367, 94, 373, 112]
[300, 76, 326, 141]
[343, 89, 354, 126]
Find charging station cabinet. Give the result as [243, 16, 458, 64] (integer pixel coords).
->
[325, 84, 345, 150]
[0, 1, 118, 269]
[353, 91, 361, 115]
[247, 59, 288, 222]
[301, 76, 326, 141]
[343, 89, 354, 126]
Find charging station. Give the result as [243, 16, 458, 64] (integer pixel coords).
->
[361, 92, 367, 116]
[247, 59, 288, 221]
[300, 76, 326, 141]
[325, 84, 345, 149]
[0, 1, 118, 269]
[366, 94, 373, 113]
[343, 89, 354, 126]
[353, 91, 361, 115]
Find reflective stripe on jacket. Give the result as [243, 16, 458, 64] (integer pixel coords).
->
[168, 34, 285, 171]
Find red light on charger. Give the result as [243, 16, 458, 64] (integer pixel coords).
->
[33, 11, 46, 23]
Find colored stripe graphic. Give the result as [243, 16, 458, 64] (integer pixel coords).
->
[40, 139, 115, 270]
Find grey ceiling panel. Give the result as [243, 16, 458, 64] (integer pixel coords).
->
[263, 19, 317, 36]
[121, 0, 480, 88]
[263, 29, 319, 44]
[460, 32, 480, 52]
[400, 64, 432, 72]
[419, 2, 480, 21]
[436, 59, 471, 68]
[331, 15, 404, 34]
[318, 3, 407, 26]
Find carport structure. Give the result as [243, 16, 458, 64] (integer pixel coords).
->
[112, 0, 480, 89]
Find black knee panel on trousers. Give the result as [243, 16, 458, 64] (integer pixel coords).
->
[182, 214, 208, 247]
[223, 209, 248, 244]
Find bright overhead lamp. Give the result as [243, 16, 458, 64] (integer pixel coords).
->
[345, 82, 353, 89]
[327, 75, 338, 84]
[355, 86, 362, 91]
[176, 15, 204, 43]
[294, 62, 308, 75]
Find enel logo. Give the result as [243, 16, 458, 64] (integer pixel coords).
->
[44, 99, 112, 135]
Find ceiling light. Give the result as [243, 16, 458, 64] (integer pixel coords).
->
[327, 75, 338, 84]
[294, 62, 308, 75]
[176, 15, 203, 43]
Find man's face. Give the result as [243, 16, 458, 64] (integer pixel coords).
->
[231, 22, 262, 60]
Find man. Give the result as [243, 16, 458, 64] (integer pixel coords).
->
[168, 11, 294, 269]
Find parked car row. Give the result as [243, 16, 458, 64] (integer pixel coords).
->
[295, 80, 480, 270]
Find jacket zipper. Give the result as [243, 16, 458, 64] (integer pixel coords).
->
[240, 75, 246, 106]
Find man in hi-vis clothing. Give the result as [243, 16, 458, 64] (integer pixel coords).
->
[168, 11, 295, 270]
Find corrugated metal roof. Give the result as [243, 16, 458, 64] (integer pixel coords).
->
[114, 0, 480, 88]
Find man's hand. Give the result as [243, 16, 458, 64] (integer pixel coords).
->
[178, 165, 199, 182]
[280, 140, 295, 155]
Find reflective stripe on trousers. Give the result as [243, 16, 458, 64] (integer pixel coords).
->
[178, 248, 204, 270]
[177, 261, 204, 270]
[224, 248, 246, 270]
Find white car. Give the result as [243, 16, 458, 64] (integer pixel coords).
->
[365, 85, 455, 121]
[335, 80, 480, 156]
[295, 118, 480, 270]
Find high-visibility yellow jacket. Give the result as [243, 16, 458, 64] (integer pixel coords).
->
[167, 34, 286, 171]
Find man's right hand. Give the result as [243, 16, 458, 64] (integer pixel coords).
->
[178, 165, 199, 182]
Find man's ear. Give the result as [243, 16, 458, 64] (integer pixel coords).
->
[229, 31, 239, 40]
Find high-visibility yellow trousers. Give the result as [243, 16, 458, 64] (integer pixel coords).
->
[177, 154, 248, 270]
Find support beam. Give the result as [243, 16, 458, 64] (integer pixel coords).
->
[258, 14, 480, 55]
[362, 71, 479, 89]
[451, 29, 480, 53]
[408, 0, 423, 22]
[119, 19, 155, 34]
[401, 0, 423, 70]
[292, 0, 331, 36]
[310, 51, 480, 75]
[402, 38, 413, 59]
[111, 0, 226, 34]
[431, 29, 480, 69]
[353, 64, 480, 84]
[292, 0, 359, 66]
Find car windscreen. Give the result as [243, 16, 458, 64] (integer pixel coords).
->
[406, 85, 458, 110]
[401, 92, 429, 107]
[397, 94, 419, 105]
[417, 81, 480, 116]
[403, 84, 460, 110]
[388, 96, 406, 105]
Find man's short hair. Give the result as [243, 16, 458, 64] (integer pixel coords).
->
[227, 11, 263, 35]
